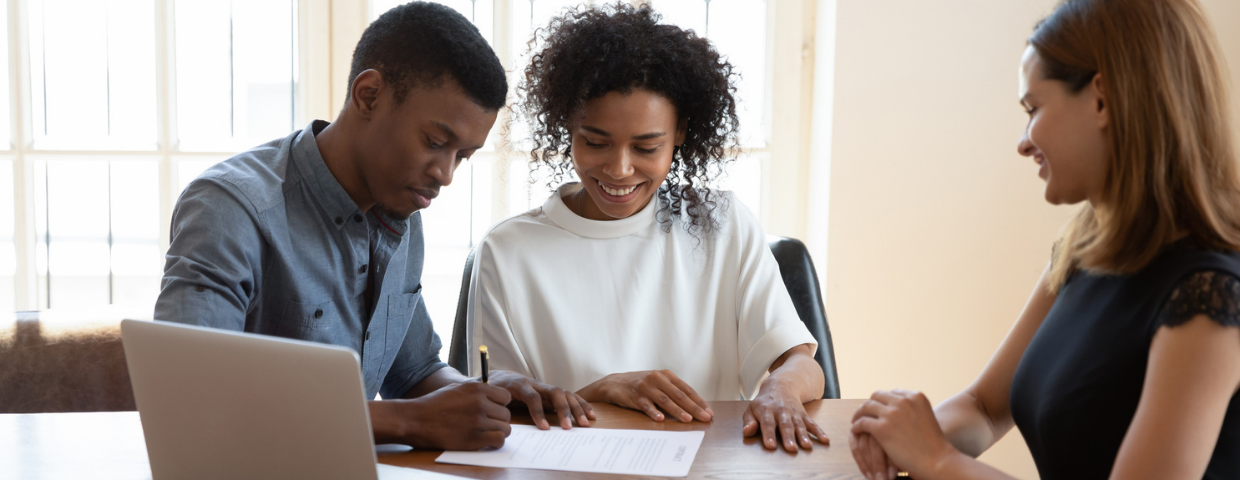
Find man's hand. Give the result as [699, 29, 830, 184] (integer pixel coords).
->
[369, 381, 512, 450]
[577, 370, 714, 423]
[488, 370, 595, 430]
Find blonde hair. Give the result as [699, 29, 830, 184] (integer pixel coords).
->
[1033, 0, 1240, 291]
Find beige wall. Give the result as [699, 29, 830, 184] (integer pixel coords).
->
[824, 0, 1240, 478]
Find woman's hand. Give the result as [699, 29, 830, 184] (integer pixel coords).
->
[851, 389, 959, 477]
[487, 370, 595, 430]
[850, 432, 899, 480]
[577, 370, 714, 423]
[743, 381, 830, 452]
[742, 343, 829, 452]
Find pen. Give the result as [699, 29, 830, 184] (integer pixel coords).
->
[479, 345, 489, 384]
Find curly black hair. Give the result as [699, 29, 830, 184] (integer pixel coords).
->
[515, 2, 741, 235]
[348, 2, 506, 110]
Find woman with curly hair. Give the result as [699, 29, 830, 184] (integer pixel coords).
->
[464, 2, 827, 451]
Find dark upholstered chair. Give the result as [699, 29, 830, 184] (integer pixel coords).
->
[447, 248, 478, 377]
[0, 313, 137, 413]
[447, 235, 841, 399]
[766, 236, 841, 399]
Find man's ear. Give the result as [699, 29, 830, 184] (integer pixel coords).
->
[675, 119, 688, 146]
[1089, 73, 1108, 130]
[350, 69, 385, 118]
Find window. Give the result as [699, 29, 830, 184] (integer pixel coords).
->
[27, 0, 157, 150]
[0, 159, 14, 313]
[5, 1, 813, 361]
[7, 0, 299, 310]
[1, 3, 15, 313]
[175, 0, 296, 151]
[651, 0, 766, 212]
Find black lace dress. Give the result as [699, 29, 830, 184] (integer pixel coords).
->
[1010, 240, 1240, 480]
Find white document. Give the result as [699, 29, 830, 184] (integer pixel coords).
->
[435, 425, 705, 477]
[376, 463, 474, 479]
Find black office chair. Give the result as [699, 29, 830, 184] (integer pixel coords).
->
[765, 236, 841, 399]
[446, 236, 841, 399]
[447, 248, 477, 376]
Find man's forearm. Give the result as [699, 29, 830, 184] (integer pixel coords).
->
[368, 377, 513, 450]
[370, 366, 481, 446]
[368, 366, 474, 445]
[403, 366, 471, 399]
[368, 399, 411, 444]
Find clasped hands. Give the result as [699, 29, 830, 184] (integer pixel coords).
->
[850, 389, 959, 480]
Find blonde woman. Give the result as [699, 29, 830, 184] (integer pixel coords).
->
[850, 1, 1240, 479]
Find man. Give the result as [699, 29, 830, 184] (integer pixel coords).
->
[155, 2, 580, 450]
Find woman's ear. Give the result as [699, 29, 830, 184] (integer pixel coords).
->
[675, 119, 688, 146]
[350, 69, 385, 119]
[1089, 73, 1108, 129]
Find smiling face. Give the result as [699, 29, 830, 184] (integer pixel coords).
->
[354, 74, 497, 218]
[570, 89, 686, 221]
[1017, 46, 1111, 206]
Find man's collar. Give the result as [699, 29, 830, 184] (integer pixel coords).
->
[291, 120, 364, 231]
[291, 120, 410, 236]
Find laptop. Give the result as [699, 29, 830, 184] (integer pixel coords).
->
[121, 319, 467, 480]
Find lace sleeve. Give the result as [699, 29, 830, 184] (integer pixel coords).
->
[1158, 270, 1240, 328]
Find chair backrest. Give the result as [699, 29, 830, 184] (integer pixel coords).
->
[766, 236, 841, 399]
[447, 248, 477, 375]
[0, 316, 137, 413]
[447, 236, 841, 399]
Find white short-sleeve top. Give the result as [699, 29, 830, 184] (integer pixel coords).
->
[467, 184, 817, 400]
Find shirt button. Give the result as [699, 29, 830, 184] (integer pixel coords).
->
[365, 331, 371, 341]
[334, 217, 343, 225]
[194, 285, 206, 292]
[313, 309, 323, 319]
[359, 264, 368, 274]
[353, 214, 363, 223]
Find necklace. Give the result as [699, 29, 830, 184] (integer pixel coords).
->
[575, 187, 586, 217]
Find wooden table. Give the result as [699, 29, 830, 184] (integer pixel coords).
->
[1, 400, 867, 479]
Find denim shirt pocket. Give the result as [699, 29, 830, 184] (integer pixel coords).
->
[386, 285, 423, 327]
[280, 299, 336, 340]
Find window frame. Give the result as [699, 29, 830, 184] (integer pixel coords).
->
[6, 0, 324, 310]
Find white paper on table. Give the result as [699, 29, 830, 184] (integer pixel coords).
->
[435, 425, 705, 477]
[376, 463, 474, 479]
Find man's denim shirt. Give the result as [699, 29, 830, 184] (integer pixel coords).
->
[155, 120, 446, 400]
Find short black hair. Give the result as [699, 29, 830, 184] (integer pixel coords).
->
[348, 2, 506, 110]
[517, 2, 740, 236]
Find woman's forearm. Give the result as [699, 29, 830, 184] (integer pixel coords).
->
[935, 392, 1004, 458]
[927, 450, 1021, 480]
[763, 344, 824, 402]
